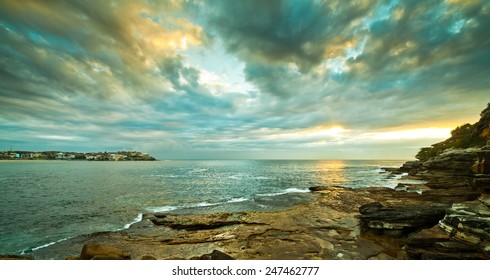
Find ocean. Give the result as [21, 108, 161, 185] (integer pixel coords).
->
[0, 159, 415, 256]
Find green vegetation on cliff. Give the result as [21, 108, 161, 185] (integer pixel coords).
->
[416, 103, 490, 160]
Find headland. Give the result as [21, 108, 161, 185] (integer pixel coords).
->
[0, 150, 156, 161]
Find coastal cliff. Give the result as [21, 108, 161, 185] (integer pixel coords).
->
[361, 103, 490, 259]
[6, 106, 490, 260]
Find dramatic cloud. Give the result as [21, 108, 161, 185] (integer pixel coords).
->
[1, 0, 489, 159]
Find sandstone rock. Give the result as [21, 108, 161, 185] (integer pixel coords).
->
[406, 226, 451, 246]
[474, 151, 490, 174]
[416, 249, 482, 260]
[192, 250, 234, 260]
[141, 255, 157, 260]
[395, 183, 427, 194]
[354, 239, 385, 258]
[359, 202, 383, 215]
[402, 224, 487, 259]
[360, 203, 448, 235]
[402, 149, 479, 189]
[399, 161, 423, 175]
[480, 194, 490, 207]
[80, 244, 131, 260]
[434, 241, 478, 253]
[367, 253, 396, 260]
[380, 167, 402, 174]
[473, 175, 490, 193]
[153, 212, 168, 218]
[309, 186, 340, 192]
[439, 199, 490, 247]
[149, 212, 264, 230]
[30, 170, 486, 260]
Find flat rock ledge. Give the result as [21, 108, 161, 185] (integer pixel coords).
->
[30, 185, 489, 260]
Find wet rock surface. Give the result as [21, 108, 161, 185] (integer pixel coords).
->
[147, 212, 266, 230]
[80, 244, 131, 260]
[29, 183, 489, 260]
[31, 186, 398, 260]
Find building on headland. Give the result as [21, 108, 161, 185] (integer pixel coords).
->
[55, 152, 65, 160]
[0, 150, 156, 161]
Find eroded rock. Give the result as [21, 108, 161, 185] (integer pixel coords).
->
[439, 197, 490, 248]
[191, 250, 234, 260]
[360, 203, 448, 236]
[309, 186, 340, 192]
[80, 244, 131, 260]
[148, 212, 266, 230]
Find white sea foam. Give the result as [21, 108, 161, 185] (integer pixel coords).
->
[146, 197, 250, 213]
[24, 236, 73, 253]
[357, 168, 384, 174]
[193, 201, 222, 207]
[285, 187, 310, 193]
[123, 213, 143, 229]
[229, 175, 273, 180]
[146, 205, 179, 212]
[228, 197, 248, 203]
[257, 187, 309, 197]
[146, 174, 179, 178]
[189, 168, 207, 173]
[251, 176, 274, 180]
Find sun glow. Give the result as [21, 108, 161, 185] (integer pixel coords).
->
[308, 127, 347, 137]
[264, 126, 347, 141]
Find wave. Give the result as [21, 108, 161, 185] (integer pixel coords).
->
[257, 187, 310, 197]
[146, 205, 179, 212]
[146, 196, 250, 213]
[228, 197, 248, 203]
[145, 174, 180, 178]
[189, 168, 207, 173]
[355, 167, 385, 174]
[22, 236, 73, 254]
[193, 201, 223, 207]
[123, 213, 143, 229]
[251, 176, 274, 180]
[228, 175, 274, 180]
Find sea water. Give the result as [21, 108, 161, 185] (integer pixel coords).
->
[0, 160, 411, 255]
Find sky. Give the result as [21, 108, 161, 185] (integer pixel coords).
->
[0, 0, 489, 160]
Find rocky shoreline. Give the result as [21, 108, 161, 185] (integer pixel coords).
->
[15, 144, 490, 260]
[18, 176, 488, 260]
[4, 157, 489, 260]
[3, 106, 490, 260]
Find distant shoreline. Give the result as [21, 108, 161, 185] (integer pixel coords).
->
[0, 150, 156, 161]
[0, 160, 157, 162]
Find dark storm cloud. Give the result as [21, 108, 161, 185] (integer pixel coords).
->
[0, 0, 186, 102]
[1, 0, 489, 158]
[195, 0, 490, 130]
[349, 0, 490, 89]
[0, 0, 235, 152]
[201, 0, 376, 71]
